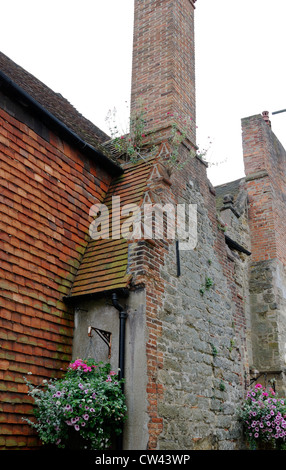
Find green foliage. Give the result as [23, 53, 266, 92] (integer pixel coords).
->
[216, 213, 229, 232]
[219, 380, 226, 392]
[238, 383, 286, 450]
[105, 103, 157, 163]
[23, 359, 127, 450]
[200, 276, 214, 296]
[211, 343, 218, 357]
[205, 277, 213, 289]
[229, 338, 235, 353]
[105, 103, 203, 173]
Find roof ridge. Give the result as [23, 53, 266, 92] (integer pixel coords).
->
[0, 51, 112, 155]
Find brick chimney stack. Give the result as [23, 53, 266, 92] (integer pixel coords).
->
[130, 0, 197, 147]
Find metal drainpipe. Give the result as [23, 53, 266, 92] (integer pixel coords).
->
[111, 292, 128, 390]
[111, 292, 128, 450]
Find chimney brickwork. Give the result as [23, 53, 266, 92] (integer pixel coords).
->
[242, 113, 286, 264]
[130, 0, 197, 146]
[242, 114, 286, 390]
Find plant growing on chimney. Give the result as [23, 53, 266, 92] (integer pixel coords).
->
[105, 104, 208, 173]
[105, 103, 158, 163]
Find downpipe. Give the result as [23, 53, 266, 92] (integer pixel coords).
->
[111, 292, 128, 390]
[111, 292, 128, 450]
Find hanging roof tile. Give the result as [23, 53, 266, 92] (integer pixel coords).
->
[69, 158, 153, 298]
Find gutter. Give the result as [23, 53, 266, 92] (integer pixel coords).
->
[63, 287, 129, 305]
[0, 70, 123, 176]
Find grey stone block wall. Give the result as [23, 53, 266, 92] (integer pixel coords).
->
[155, 183, 249, 450]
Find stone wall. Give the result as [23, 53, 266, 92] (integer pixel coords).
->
[248, 259, 286, 389]
[151, 147, 250, 450]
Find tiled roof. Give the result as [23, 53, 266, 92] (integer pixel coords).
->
[0, 51, 155, 298]
[69, 159, 153, 298]
[215, 177, 245, 211]
[0, 51, 110, 153]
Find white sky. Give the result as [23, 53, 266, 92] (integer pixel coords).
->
[1, 0, 286, 186]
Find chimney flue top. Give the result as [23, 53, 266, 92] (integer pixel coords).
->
[262, 111, 271, 128]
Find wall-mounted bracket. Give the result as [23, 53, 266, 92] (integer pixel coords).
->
[87, 326, 112, 359]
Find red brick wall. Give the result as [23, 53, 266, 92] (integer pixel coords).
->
[0, 106, 112, 448]
[242, 114, 286, 264]
[131, 0, 196, 144]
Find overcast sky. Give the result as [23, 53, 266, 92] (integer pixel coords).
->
[1, 0, 286, 186]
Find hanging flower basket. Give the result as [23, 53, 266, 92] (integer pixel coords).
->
[23, 359, 127, 450]
[238, 383, 286, 450]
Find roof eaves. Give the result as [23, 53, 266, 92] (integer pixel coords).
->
[63, 286, 130, 304]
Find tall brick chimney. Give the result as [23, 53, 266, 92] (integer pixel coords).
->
[130, 0, 197, 147]
[242, 113, 286, 387]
